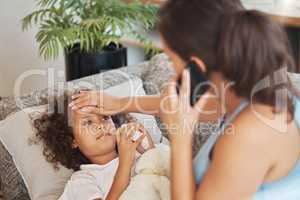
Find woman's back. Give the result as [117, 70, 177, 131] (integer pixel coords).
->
[235, 103, 300, 184]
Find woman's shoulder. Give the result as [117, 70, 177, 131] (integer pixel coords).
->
[229, 103, 288, 138]
[213, 104, 282, 167]
[212, 103, 300, 184]
[204, 106, 277, 188]
[214, 102, 299, 167]
[231, 103, 300, 142]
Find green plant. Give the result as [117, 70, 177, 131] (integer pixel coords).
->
[22, 0, 159, 60]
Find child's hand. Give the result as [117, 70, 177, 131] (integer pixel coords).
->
[120, 123, 155, 154]
[107, 124, 146, 200]
[106, 123, 155, 200]
[131, 123, 155, 154]
[116, 124, 146, 169]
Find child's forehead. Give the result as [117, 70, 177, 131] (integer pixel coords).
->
[70, 110, 109, 121]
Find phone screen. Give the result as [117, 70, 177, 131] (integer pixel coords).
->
[177, 61, 210, 106]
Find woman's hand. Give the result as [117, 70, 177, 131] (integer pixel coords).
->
[160, 69, 209, 200]
[69, 90, 125, 116]
[160, 69, 208, 143]
[69, 90, 162, 116]
[160, 69, 213, 200]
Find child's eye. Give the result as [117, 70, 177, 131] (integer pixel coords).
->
[82, 119, 93, 126]
[102, 116, 110, 121]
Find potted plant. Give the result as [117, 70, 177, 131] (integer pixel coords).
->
[22, 0, 159, 81]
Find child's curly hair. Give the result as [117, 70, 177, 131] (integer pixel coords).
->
[33, 93, 135, 171]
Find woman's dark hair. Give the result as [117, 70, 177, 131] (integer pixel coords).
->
[159, 0, 298, 117]
[159, 0, 244, 68]
[33, 94, 134, 171]
[217, 10, 296, 112]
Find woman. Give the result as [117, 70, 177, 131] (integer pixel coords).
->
[70, 0, 300, 199]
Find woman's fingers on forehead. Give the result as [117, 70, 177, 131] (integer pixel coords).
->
[71, 93, 82, 100]
[69, 99, 89, 109]
[72, 90, 89, 98]
[79, 89, 91, 93]
[79, 106, 99, 113]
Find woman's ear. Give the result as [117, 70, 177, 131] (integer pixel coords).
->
[191, 56, 207, 73]
[72, 140, 79, 149]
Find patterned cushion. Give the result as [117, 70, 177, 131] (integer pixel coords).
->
[0, 142, 31, 200]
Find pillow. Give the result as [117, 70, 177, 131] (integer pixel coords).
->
[0, 77, 162, 200]
[0, 106, 72, 200]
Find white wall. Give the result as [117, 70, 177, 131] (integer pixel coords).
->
[0, 0, 65, 97]
[0, 0, 145, 97]
[242, 0, 300, 17]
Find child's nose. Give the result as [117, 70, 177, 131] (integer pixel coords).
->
[96, 124, 111, 134]
[96, 125, 104, 131]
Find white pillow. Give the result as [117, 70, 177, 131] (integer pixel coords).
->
[0, 78, 162, 200]
[0, 105, 72, 200]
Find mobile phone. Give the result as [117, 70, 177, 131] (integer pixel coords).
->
[132, 131, 143, 141]
[121, 124, 150, 149]
[131, 130, 150, 149]
[177, 61, 210, 106]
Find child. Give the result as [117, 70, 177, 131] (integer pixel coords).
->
[33, 94, 155, 200]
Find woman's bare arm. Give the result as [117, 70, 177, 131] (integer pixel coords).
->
[69, 92, 161, 116]
[171, 137, 196, 200]
[70, 89, 222, 121]
[121, 95, 161, 116]
[122, 91, 222, 121]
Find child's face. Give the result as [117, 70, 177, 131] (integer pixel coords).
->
[72, 111, 117, 158]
